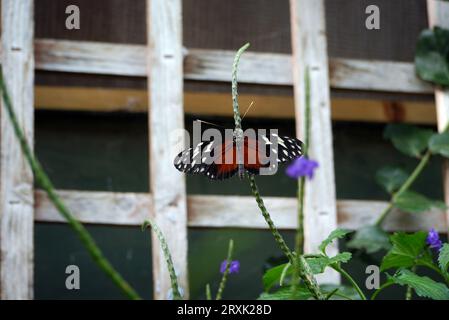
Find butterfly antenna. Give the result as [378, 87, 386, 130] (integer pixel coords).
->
[194, 119, 225, 128]
[242, 101, 255, 120]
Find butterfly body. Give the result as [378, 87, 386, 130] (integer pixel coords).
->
[174, 126, 304, 181]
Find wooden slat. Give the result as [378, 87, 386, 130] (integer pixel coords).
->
[0, 0, 34, 299]
[33, 190, 448, 233]
[31, 38, 432, 94]
[34, 86, 437, 124]
[290, 0, 339, 284]
[427, 0, 449, 236]
[147, 0, 188, 300]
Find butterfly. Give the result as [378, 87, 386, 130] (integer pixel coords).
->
[173, 125, 304, 180]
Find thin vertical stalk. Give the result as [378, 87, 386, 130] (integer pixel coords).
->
[143, 220, 181, 300]
[295, 67, 311, 255]
[249, 176, 294, 261]
[216, 239, 234, 300]
[231, 43, 250, 130]
[0, 67, 141, 300]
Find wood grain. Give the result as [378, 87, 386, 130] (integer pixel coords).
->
[290, 0, 339, 284]
[33, 85, 437, 123]
[33, 190, 448, 233]
[147, 0, 188, 300]
[0, 0, 34, 299]
[31, 38, 433, 93]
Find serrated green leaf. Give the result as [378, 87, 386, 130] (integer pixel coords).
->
[262, 263, 292, 291]
[381, 231, 432, 271]
[429, 132, 449, 158]
[318, 228, 350, 254]
[347, 225, 391, 254]
[384, 124, 434, 158]
[258, 287, 312, 300]
[307, 252, 352, 274]
[389, 269, 449, 300]
[375, 166, 409, 194]
[393, 190, 446, 213]
[415, 27, 449, 87]
[438, 244, 449, 274]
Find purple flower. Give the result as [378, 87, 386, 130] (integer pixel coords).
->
[220, 260, 240, 274]
[426, 228, 443, 251]
[286, 157, 319, 179]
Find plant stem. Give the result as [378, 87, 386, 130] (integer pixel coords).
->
[143, 220, 181, 300]
[405, 265, 417, 300]
[216, 239, 234, 300]
[231, 44, 324, 300]
[231, 43, 250, 130]
[375, 150, 431, 226]
[249, 177, 293, 260]
[371, 282, 394, 300]
[0, 68, 141, 300]
[295, 66, 311, 256]
[332, 264, 366, 300]
[206, 284, 212, 300]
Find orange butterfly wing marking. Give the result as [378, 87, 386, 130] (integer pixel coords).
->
[215, 140, 238, 175]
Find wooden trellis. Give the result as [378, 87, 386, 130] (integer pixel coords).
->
[0, 0, 448, 299]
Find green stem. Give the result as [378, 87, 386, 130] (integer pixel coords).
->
[231, 43, 250, 130]
[371, 282, 394, 300]
[230, 45, 323, 300]
[206, 284, 212, 300]
[331, 292, 353, 300]
[249, 176, 324, 299]
[216, 239, 234, 300]
[249, 176, 293, 260]
[332, 264, 366, 300]
[0, 68, 140, 300]
[375, 150, 431, 226]
[143, 220, 181, 300]
[295, 179, 305, 255]
[295, 67, 311, 255]
[406, 265, 417, 300]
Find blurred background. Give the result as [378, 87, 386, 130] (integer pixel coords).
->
[33, 0, 440, 299]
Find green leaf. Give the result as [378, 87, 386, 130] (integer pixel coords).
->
[307, 252, 352, 274]
[318, 228, 351, 254]
[438, 243, 449, 274]
[429, 132, 449, 158]
[393, 190, 446, 213]
[262, 263, 292, 291]
[347, 225, 391, 254]
[381, 231, 432, 271]
[389, 269, 449, 300]
[384, 124, 434, 158]
[258, 287, 312, 300]
[375, 166, 409, 194]
[415, 27, 449, 87]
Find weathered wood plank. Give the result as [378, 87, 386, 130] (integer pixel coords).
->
[31, 39, 432, 94]
[34, 85, 437, 123]
[0, 0, 34, 300]
[33, 190, 448, 233]
[147, 0, 188, 300]
[290, 0, 339, 284]
[427, 0, 449, 237]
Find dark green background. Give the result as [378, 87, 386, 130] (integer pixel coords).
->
[34, 111, 444, 300]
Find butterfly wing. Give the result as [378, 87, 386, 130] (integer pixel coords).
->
[243, 133, 304, 176]
[174, 139, 238, 180]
